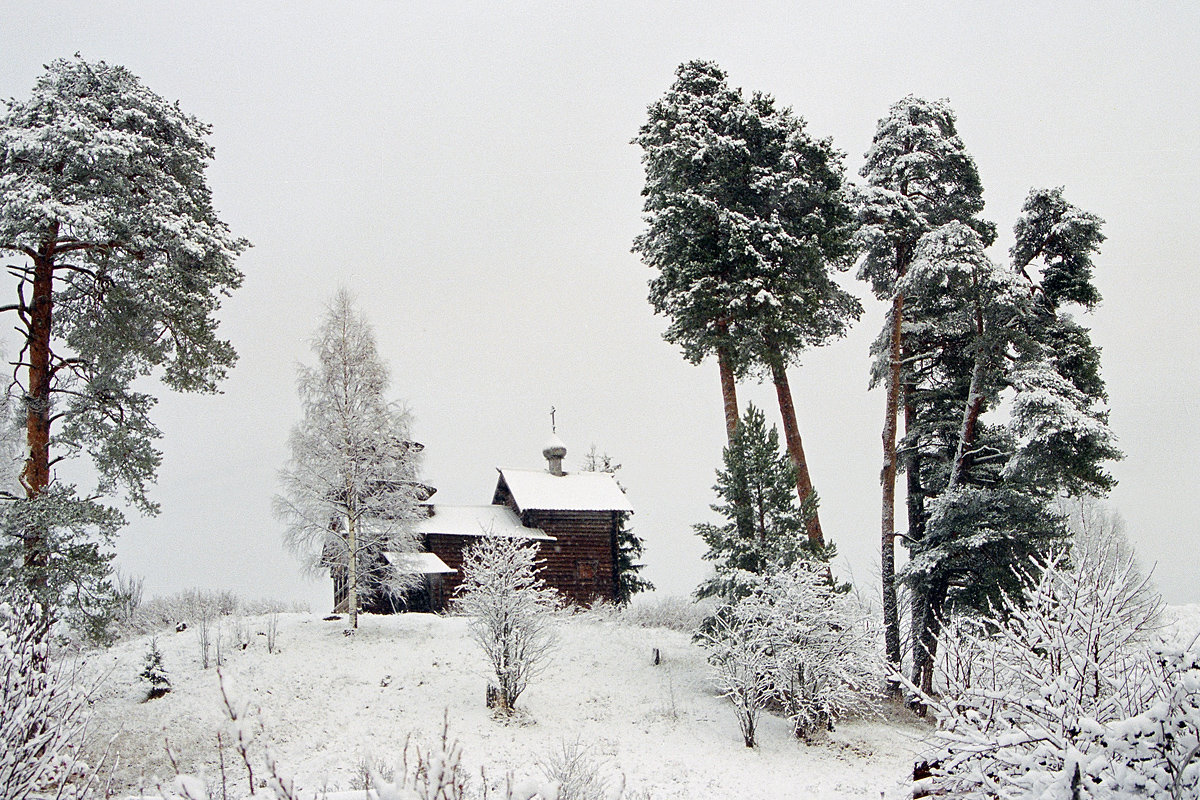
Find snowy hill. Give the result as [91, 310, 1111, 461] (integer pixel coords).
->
[81, 611, 930, 799]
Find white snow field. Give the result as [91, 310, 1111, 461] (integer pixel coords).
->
[80, 610, 931, 799]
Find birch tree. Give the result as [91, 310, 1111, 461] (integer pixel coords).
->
[0, 57, 246, 628]
[274, 289, 423, 630]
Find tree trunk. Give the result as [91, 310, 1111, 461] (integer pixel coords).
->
[914, 579, 947, 709]
[903, 356, 927, 692]
[880, 292, 905, 675]
[346, 513, 358, 630]
[22, 242, 55, 601]
[716, 341, 739, 442]
[767, 349, 823, 546]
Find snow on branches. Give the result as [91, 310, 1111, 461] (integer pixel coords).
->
[700, 562, 882, 746]
[0, 600, 91, 800]
[275, 289, 424, 629]
[455, 535, 559, 716]
[911, 537, 1198, 799]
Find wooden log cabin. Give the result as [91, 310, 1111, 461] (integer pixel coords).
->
[331, 435, 633, 613]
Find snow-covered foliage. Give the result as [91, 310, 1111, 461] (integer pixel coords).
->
[698, 605, 774, 748]
[0, 57, 246, 629]
[734, 565, 882, 740]
[455, 536, 559, 715]
[140, 636, 171, 698]
[912, 539, 1199, 799]
[695, 404, 826, 602]
[0, 600, 91, 799]
[275, 289, 424, 629]
[633, 59, 859, 389]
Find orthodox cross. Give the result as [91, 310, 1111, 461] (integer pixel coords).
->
[550, 406, 557, 433]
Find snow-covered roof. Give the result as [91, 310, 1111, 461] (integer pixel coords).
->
[412, 504, 554, 541]
[495, 468, 634, 513]
[383, 551, 456, 575]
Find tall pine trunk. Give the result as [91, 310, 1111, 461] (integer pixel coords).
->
[766, 348, 823, 546]
[903, 378, 929, 691]
[717, 338, 739, 442]
[22, 239, 55, 603]
[880, 292, 905, 675]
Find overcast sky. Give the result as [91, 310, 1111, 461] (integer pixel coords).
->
[3, 2, 1197, 609]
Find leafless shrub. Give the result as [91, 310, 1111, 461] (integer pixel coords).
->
[537, 737, 622, 800]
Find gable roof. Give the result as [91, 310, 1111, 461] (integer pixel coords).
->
[495, 468, 634, 513]
[383, 551, 456, 574]
[413, 504, 554, 541]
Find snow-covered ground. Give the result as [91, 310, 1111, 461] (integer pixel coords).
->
[80, 611, 931, 799]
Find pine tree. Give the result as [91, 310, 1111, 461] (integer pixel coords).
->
[0, 57, 247, 629]
[633, 60, 749, 440]
[855, 95, 992, 678]
[695, 404, 829, 601]
[635, 63, 859, 545]
[274, 289, 424, 630]
[581, 447, 653, 604]
[897, 191, 1119, 695]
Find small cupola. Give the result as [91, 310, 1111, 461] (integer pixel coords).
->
[543, 434, 567, 476]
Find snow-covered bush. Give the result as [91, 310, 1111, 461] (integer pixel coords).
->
[914, 542, 1199, 799]
[455, 536, 559, 716]
[0, 600, 91, 800]
[697, 607, 774, 747]
[618, 594, 714, 633]
[537, 737, 623, 800]
[735, 565, 882, 740]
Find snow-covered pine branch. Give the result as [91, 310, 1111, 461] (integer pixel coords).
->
[274, 288, 424, 629]
[454, 534, 559, 716]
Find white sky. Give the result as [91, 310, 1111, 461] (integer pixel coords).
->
[2, 2, 1197, 609]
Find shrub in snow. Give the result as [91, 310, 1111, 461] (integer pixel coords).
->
[537, 737, 624, 800]
[735, 564, 882, 740]
[141, 636, 171, 699]
[700, 564, 881, 746]
[0, 600, 91, 800]
[455, 535, 559, 716]
[698, 604, 774, 748]
[912, 543, 1199, 799]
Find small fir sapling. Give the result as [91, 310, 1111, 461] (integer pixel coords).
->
[455, 535, 559, 716]
[140, 637, 171, 699]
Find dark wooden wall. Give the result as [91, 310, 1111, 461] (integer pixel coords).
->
[523, 509, 618, 607]
[423, 509, 619, 610]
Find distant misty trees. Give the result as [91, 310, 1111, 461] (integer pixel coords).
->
[274, 289, 424, 630]
[0, 57, 246, 633]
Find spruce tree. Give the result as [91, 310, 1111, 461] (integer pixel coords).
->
[695, 405, 830, 601]
[581, 447, 653, 604]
